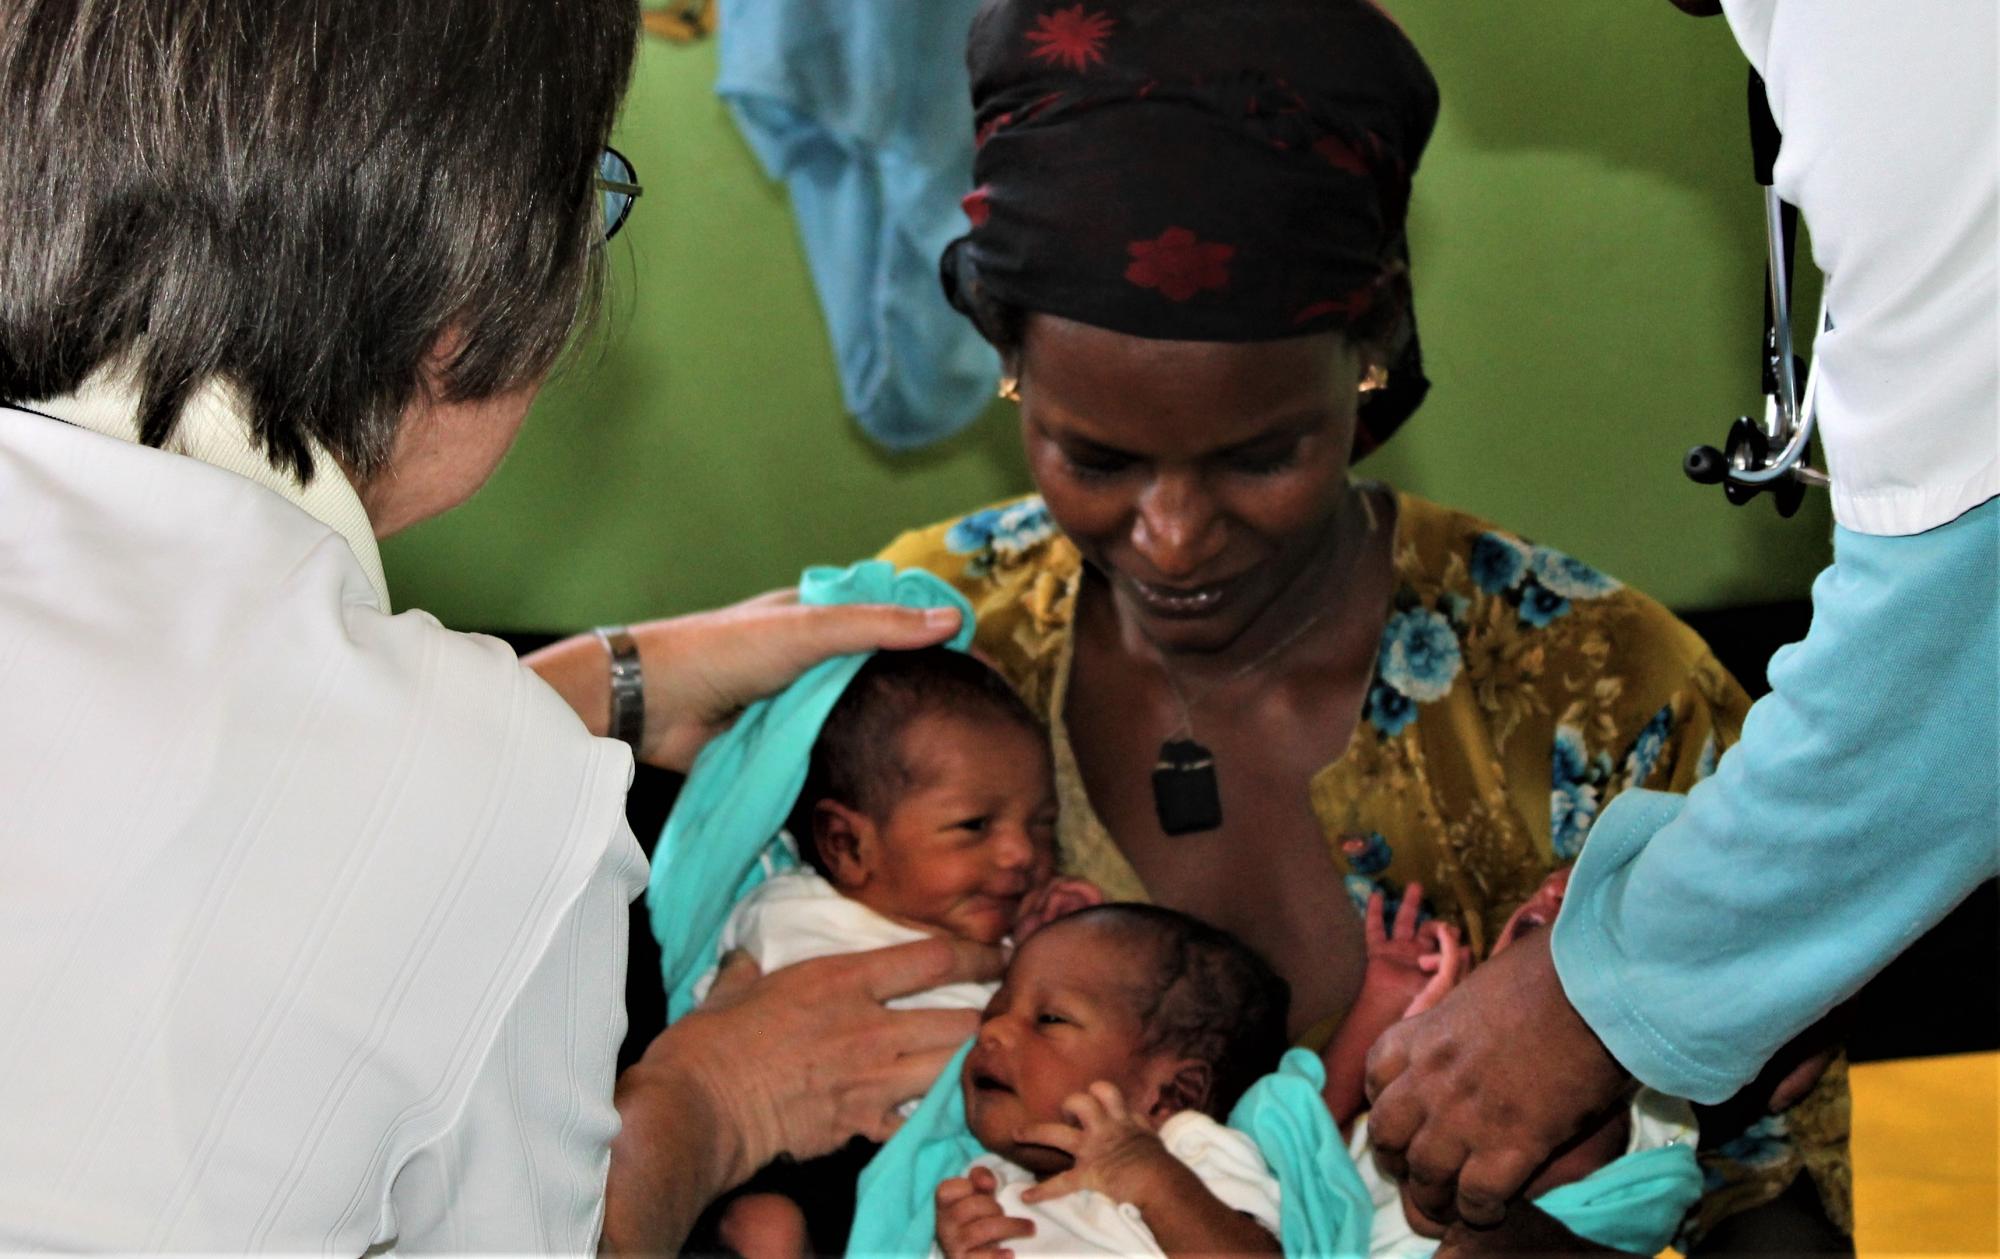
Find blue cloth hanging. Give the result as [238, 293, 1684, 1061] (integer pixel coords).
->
[646, 560, 976, 1020]
[717, 0, 1000, 452]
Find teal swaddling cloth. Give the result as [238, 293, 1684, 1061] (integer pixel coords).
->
[646, 560, 975, 1021]
[850, 1048, 1375, 1258]
[1533, 1143, 1702, 1254]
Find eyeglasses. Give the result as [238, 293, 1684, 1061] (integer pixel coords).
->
[596, 147, 642, 241]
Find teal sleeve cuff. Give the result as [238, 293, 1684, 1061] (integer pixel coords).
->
[1551, 789, 1750, 1104]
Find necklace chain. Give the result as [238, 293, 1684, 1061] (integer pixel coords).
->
[1154, 486, 1379, 741]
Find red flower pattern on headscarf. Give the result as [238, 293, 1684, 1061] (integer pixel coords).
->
[1312, 135, 1370, 178]
[1125, 228, 1234, 301]
[962, 186, 993, 227]
[1026, 5, 1115, 72]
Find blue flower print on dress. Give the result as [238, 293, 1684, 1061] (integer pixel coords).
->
[1518, 580, 1572, 628]
[945, 498, 1057, 556]
[1364, 680, 1418, 737]
[1338, 831, 1394, 876]
[1551, 723, 1604, 859]
[1695, 731, 1720, 781]
[944, 498, 1057, 574]
[1377, 608, 1463, 703]
[1529, 545, 1623, 600]
[1344, 875, 1379, 915]
[1470, 531, 1531, 594]
[1706, 1114, 1794, 1183]
[1620, 703, 1674, 789]
[1552, 724, 1591, 787]
[1551, 779, 1600, 860]
[1438, 591, 1471, 628]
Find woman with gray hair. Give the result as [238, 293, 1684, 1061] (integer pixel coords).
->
[0, 1, 987, 1250]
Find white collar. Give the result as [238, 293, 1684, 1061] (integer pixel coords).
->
[28, 368, 393, 612]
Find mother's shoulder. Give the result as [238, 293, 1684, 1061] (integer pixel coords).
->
[1388, 490, 1719, 676]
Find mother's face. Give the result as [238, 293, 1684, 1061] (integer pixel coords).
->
[1017, 313, 1366, 655]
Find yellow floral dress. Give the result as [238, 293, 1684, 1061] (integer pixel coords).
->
[880, 489, 1851, 1245]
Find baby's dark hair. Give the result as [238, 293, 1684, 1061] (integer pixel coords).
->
[787, 646, 1046, 876]
[1068, 904, 1291, 1119]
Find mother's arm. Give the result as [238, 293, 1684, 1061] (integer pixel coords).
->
[603, 939, 1002, 1253]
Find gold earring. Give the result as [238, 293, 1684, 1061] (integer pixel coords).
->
[1358, 364, 1389, 395]
[997, 375, 1021, 403]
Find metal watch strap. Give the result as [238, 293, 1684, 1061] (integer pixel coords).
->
[593, 625, 646, 750]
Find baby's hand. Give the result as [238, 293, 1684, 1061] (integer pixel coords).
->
[1016, 1081, 1173, 1206]
[1013, 876, 1105, 944]
[1358, 884, 1467, 1019]
[1402, 918, 1467, 1018]
[936, 1165, 1034, 1259]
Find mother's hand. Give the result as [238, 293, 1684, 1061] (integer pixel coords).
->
[605, 937, 1002, 1253]
[527, 589, 962, 771]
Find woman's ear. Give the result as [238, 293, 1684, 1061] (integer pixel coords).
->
[1353, 259, 1412, 383]
[812, 801, 876, 892]
[1143, 1059, 1215, 1127]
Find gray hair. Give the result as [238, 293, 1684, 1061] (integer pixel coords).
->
[0, 0, 639, 482]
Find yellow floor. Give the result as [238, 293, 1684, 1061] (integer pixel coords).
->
[1851, 1052, 2000, 1256]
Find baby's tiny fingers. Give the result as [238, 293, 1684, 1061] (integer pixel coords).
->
[1393, 883, 1425, 938]
[1059, 1089, 1107, 1127]
[1088, 1080, 1129, 1118]
[936, 1175, 977, 1209]
[956, 1212, 1035, 1251]
[1364, 890, 1388, 945]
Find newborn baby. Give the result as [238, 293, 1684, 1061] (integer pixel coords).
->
[700, 646, 1098, 1258]
[937, 904, 1291, 1258]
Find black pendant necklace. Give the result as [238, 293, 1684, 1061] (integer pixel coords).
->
[1146, 488, 1377, 837]
[1152, 737, 1224, 836]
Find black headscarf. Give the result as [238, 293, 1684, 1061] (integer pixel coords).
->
[941, 0, 1440, 455]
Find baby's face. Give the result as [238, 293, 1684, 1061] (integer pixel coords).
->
[859, 711, 1056, 945]
[1491, 865, 1572, 956]
[961, 916, 1169, 1176]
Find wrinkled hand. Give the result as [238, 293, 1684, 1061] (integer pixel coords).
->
[936, 1166, 1034, 1259]
[1364, 928, 1633, 1232]
[665, 936, 1000, 1184]
[525, 588, 961, 771]
[1013, 876, 1106, 944]
[1017, 1082, 1172, 1206]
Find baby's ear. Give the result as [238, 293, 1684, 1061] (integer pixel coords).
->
[1146, 1059, 1215, 1126]
[812, 801, 875, 891]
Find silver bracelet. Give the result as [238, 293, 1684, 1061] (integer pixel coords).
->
[593, 625, 646, 751]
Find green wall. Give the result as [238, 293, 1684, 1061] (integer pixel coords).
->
[381, 3, 1832, 632]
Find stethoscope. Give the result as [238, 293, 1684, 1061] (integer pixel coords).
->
[1683, 71, 1829, 518]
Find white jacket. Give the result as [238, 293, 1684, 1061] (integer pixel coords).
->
[0, 393, 643, 1252]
